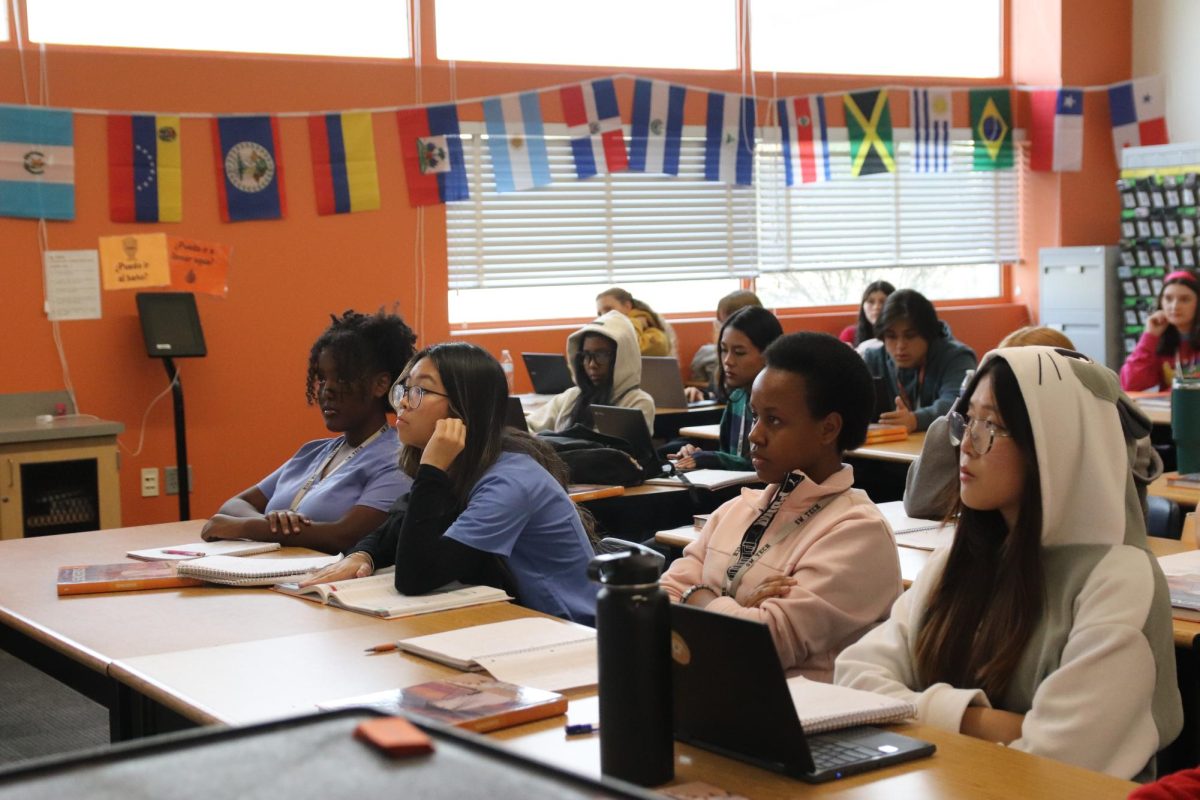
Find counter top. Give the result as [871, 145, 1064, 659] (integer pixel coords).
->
[0, 416, 124, 445]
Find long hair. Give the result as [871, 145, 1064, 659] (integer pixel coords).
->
[569, 331, 615, 428]
[914, 358, 1044, 703]
[597, 287, 668, 333]
[1155, 270, 1200, 357]
[717, 306, 783, 395]
[854, 280, 896, 346]
[874, 288, 943, 342]
[304, 308, 417, 410]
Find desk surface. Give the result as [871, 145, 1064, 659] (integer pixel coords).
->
[674, 427, 926, 465]
[1150, 472, 1200, 509]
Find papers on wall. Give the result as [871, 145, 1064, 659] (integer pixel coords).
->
[43, 250, 101, 320]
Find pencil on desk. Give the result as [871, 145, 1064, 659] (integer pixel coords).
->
[364, 642, 399, 655]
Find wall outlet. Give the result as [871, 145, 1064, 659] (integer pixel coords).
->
[164, 465, 194, 495]
[140, 468, 159, 497]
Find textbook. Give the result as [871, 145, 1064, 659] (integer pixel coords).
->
[320, 674, 567, 734]
[57, 561, 204, 595]
[1167, 472, 1200, 489]
[174, 554, 340, 586]
[126, 540, 282, 561]
[273, 571, 512, 619]
[877, 501, 956, 551]
[786, 675, 916, 734]
[396, 617, 598, 692]
[863, 423, 909, 445]
[1165, 573, 1200, 621]
[645, 469, 760, 490]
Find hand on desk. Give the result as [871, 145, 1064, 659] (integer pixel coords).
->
[683, 386, 706, 403]
[265, 510, 311, 536]
[299, 552, 374, 587]
[670, 444, 701, 472]
[200, 514, 249, 542]
[879, 396, 918, 433]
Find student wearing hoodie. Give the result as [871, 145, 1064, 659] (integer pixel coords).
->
[660, 332, 903, 681]
[525, 310, 656, 435]
[862, 289, 977, 433]
[835, 346, 1183, 781]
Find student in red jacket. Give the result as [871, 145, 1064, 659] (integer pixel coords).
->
[1120, 269, 1200, 391]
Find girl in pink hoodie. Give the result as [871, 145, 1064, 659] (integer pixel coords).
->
[1120, 269, 1200, 391]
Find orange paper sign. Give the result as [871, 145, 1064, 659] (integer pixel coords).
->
[167, 236, 231, 297]
[99, 233, 171, 290]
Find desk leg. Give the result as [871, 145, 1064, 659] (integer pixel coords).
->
[1161, 640, 1200, 773]
[113, 683, 199, 741]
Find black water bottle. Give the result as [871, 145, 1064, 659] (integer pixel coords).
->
[587, 548, 674, 787]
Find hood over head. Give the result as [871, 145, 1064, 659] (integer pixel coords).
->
[566, 310, 643, 401]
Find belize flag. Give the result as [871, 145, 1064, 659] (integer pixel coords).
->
[1108, 77, 1168, 161]
[212, 115, 286, 222]
[559, 79, 627, 179]
[309, 111, 381, 215]
[108, 114, 182, 222]
[778, 94, 830, 185]
[482, 92, 551, 194]
[0, 105, 74, 220]
[705, 92, 755, 186]
[1030, 89, 1083, 172]
[396, 104, 468, 207]
[629, 79, 685, 176]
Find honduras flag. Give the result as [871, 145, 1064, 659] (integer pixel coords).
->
[0, 106, 74, 220]
[704, 93, 755, 186]
[629, 79, 685, 176]
[483, 92, 551, 194]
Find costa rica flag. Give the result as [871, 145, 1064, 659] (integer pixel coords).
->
[108, 114, 182, 222]
[212, 115, 286, 222]
[396, 104, 468, 207]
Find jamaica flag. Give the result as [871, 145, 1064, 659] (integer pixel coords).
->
[970, 89, 1013, 170]
[844, 90, 895, 177]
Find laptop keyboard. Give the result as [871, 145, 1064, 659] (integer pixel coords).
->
[807, 733, 883, 772]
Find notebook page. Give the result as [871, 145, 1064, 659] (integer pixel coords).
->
[786, 675, 915, 734]
[126, 540, 282, 561]
[177, 554, 339, 579]
[475, 640, 598, 692]
[1158, 550, 1200, 576]
[398, 618, 596, 668]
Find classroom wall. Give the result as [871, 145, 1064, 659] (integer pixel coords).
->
[0, 0, 1125, 527]
[1133, 0, 1200, 142]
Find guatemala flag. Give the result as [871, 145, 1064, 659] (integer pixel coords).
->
[629, 79, 685, 176]
[704, 92, 755, 186]
[0, 105, 74, 220]
[483, 92, 551, 194]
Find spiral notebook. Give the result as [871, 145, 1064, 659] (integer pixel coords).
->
[175, 554, 340, 586]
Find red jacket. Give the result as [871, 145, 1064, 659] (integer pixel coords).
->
[1119, 331, 1197, 391]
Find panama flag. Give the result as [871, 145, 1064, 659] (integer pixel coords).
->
[1030, 89, 1083, 172]
[108, 114, 182, 222]
[212, 115, 286, 222]
[0, 106, 74, 220]
[559, 79, 628, 179]
[778, 94, 830, 186]
[1108, 76, 1169, 161]
[309, 111, 381, 215]
[911, 89, 952, 173]
[396, 104, 468, 207]
[482, 92, 551, 194]
[705, 93, 755, 185]
[629, 79, 685, 176]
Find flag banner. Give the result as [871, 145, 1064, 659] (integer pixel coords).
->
[483, 92, 551, 193]
[911, 89, 951, 173]
[309, 111, 380, 215]
[560, 79, 628, 179]
[0, 106, 74, 220]
[396, 104, 469, 206]
[969, 89, 1013, 170]
[629, 79, 685, 176]
[844, 90, 895, 177]
[108, 114, 182, 222]
[1030, 88, 1083, 172]
[778, 94, 831, 185]
[212, 116, 286, 222]
[704, 92, 755, 185]
[1108, 77, 1169, 160]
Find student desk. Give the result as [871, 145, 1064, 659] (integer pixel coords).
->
[1151, 473, 1200, 509]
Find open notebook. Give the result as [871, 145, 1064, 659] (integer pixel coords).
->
[126, 540, 282, 561]
[174, 554, 340, 586]
[274, 569, 511, 619]
[877, 501, 956, 551]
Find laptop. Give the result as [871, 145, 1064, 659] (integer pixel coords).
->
[589, 405, 667, 476]
[640, 357, 718, 409]
[521, 353, 574, 395]
[505, 396, 529, 432]
[670, 604, 935, 783]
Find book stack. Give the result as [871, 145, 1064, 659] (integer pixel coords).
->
[1167, 472, 1200, 490]
[863, 423, 909, 445]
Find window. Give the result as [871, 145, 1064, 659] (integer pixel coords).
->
[26, 0, 410, 59]
[751, 0, 1002, 78]
[435, 0, 737, 70]
[755, 265, 1002, 308]
[0, 4, 8, 42]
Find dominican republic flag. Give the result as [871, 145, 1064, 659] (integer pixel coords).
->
[108, 114, 182, 222]
[482, 92, 551, 194]
[1030, 89, 1083, 172]
[778, 94, 830, 185]
[705, 93, 755, 185]
[212, 115, 286, 222]
[911, 89, 951, 173]
[396, 104, 468, 206]
[309, 111, 381, 215]
[629, 79, 685, 176]
[1108, 77, 1168, 161]
[0, 106, 74, 220]
[559, 79, 627, 179]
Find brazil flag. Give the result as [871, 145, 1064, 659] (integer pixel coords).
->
[970, 89, 1013, 170]
[844, 90, 895, 177]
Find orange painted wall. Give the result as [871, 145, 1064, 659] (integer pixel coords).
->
[0, 0, 1123, 526]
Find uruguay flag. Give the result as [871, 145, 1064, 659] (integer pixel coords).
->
[396, 104, 469, 207]
[1030, 89, 1083, 172]
[629, 79, 685, 176]
[0, 105, 74, 220]
[108, 114, 182, 222]
[212, 115, 286, 222]
[911, 89, 952, 173]
[309, 111, 381, 215]
[778, 94, 830, 186]
[483, 92, 551, 194]
[705, 93, 755, 186]
[559, 79, 628, 179]
[1108, 76, 1169, 161]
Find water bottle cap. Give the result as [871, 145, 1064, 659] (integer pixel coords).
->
[587, 550, 662, 585]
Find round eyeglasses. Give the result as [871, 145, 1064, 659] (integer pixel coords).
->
[390, 381, 450, 411]
[947, 410, 1012, 456]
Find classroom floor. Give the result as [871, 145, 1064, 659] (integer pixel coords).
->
[0, 648, 108, 765]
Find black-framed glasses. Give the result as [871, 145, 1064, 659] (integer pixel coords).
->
[579, 350, 614, 366]
[390, 381, 450, 411]
[947, 411, 1011, 456]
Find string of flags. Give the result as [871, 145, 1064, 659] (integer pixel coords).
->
[0, 74, 1172, 223]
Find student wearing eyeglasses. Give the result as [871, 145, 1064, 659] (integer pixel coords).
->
[525, 310, 655, 435]
[201, 310, 416, 553]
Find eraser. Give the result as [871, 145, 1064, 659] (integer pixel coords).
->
[354, 717, 435, 758]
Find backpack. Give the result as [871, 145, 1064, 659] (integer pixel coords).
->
[538, 425, 646, 487]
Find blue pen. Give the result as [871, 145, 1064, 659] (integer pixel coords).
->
[565, 722, 599, 736]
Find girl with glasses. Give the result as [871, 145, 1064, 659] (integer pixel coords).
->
[201, 310, 417, 553]
[1120, 269, 1200, 391]
[303, 342, 597, 625]
[836, 346, 1182, 780]
[526, 310, 656, 435]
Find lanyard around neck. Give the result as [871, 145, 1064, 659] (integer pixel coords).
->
[288, 425, 388, 511]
